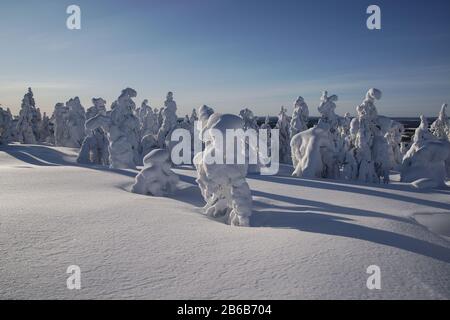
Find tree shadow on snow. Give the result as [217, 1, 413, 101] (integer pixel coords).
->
[248, 174, 450, 211]
[1, 144, 137, 178]
[251, 191, 450, 263]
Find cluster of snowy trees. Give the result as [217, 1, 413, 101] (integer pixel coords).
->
[3, 86, 450, 225]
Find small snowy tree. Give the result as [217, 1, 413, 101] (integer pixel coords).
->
[86, 88, 141, 169]
[140, 100, 159, 137]
[77, 98, 110, 165]
[239, 107, 259, 131]
[430, 104, 449, 141]
[157, 92, 178, 148]
[132, 148, 179, 196]
[290, 96, 309, 138]
[189, 108, 198, 124]
[276, 106, 291, 164]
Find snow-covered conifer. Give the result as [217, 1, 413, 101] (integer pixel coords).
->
[290, 96, 309, 138]
[276, 106, 291, 163]
[194, 114, 252, 227]
[132, 149, 179, 196]
[77, 98, 110, 165]
[430, 104, 449, 141]
[86, 88, 141, 169]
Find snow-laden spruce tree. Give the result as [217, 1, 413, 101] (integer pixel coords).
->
[132, 148, 179, 196]
[16, 88, 40, 144]
[291, 92, 342, 178]
[189, 108, 198, 124]
[276, 106, 291, 164]
[52, 103, 69, 147]
[37, 112, 52, 143]
[136, 99, 151, 124]
[0, 106, 14, 144]
[77, 98, 110, 165]
[384, 120, 404, 170]
[65, 97, 86, 147]
[139, 101, 159, 137]
[239, 107, 259, 131]
[349, 88, 390, 183]
[260, 115, 271, 131]
[194, 113, 252, 227]
[401, 115, 450, 188]
[157, 92, 178, 148]
[290, 96, 309, 138]
[430, 104, 449, 141]
[86, 88, 141, 169]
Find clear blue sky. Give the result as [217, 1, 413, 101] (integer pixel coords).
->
[1, 0, 449, 117]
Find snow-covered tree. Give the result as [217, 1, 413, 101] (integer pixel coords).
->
[384, 120, 404, 170]
[139, 100, 159, 137]
[276, 106, 291, 163]
[290, 96, 309, 138]
[430, 103, 449, 141]
[77, 98, 110, 165]
[51, 97, 86, 148]
[38, 112, 52, 143]
[189, 108, 198, 124]
[16, 88, 40, 144]
[291, 92, 342, 178]
[157, 92, 178, 148]
[194, 113, 252, 227]
[349, 88, 390, 183]
[86, 88, 141, 169]
[401, 115, 450, 188]
[260, 115, 271, 131]
[65, 97, 86, 147]
[239, 107, 259, 131]
[0, 106, 14, 144]
[132, 148, 179, 196]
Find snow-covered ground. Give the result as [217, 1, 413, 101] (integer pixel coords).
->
[0, 144, 449, 299]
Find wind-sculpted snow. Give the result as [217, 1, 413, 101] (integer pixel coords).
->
[1, 145, 449, 299]
[86, 88, 141, 169]
[132, 148, 179, 196]
[194, 113, 252, 227]
[401, 115, 450, 188]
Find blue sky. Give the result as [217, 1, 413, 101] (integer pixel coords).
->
[0, 0, 449, 117]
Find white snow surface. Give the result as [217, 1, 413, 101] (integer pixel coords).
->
[1, 144, 449, 299]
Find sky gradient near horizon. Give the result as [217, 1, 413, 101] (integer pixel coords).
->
[1, 0, 450, 117]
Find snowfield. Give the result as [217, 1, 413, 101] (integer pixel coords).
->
[1, 144, 449, 299]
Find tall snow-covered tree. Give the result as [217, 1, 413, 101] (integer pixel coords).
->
[290, 96, 309, 138]
[157, 92, 178, 148]
[276, 106, 291, 164]
[86, 88, 141, 169]
[16, 88, 40, 144]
